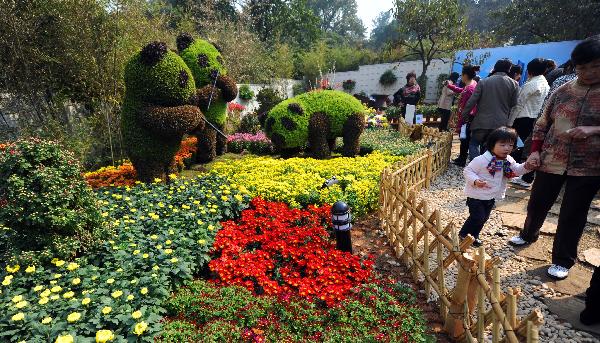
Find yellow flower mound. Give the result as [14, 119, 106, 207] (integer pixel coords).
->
[55, 335, 74, 343]
[96, 329, 115, 343]
[133, 321, 148, 335]
[209, 152, 403, 217]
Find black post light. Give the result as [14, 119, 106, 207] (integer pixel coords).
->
[331, 201, 352, 253]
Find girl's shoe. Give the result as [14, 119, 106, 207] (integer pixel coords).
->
[472, 239, 483, 247]
[547, 264, 569, 280]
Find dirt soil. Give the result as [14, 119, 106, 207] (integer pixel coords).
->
[352, 214, 452, 343]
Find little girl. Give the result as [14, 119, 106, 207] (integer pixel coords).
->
[459, 127, 534, 247]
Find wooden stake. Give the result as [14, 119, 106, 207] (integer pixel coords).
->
[477, 247, 486, 343]
[492, 267, 501, 343]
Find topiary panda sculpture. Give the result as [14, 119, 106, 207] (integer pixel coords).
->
[176, 33, 238, 163]
[263, 90, 366, 158]
[121, 41, 204, 183]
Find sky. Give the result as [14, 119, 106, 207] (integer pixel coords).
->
[357, 0, 396, 35]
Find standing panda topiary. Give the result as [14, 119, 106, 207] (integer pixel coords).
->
[121, 41, 204, 183]
[263, 90, 366, 158]
[176, 33, 238, 163]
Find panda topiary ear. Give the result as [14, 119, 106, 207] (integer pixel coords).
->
[176, 33, 194, 52]
[287, 103, 303, 115]
[209, 41, 223, 53]
[140, 41, 167, 66]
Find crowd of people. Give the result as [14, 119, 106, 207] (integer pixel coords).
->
[435, 35, 600, 326]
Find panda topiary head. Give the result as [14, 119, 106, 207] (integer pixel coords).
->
[124, 41, 196, 106]
[264, 99, 310, 150]
[177, 33, 227, 88]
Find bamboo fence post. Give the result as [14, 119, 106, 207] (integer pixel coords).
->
[425, 149, 432, 188]
[492, 267, 501, 343]
[411, 195, 418, 280]
[527, 321, 539, 343]
[423, 202, 430, 300]
[477, 247, 486, 343]
[507, 287, 518, 330]
[437, 235, 446, 321]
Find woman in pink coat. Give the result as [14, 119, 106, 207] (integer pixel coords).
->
[446, 65, 480, 166]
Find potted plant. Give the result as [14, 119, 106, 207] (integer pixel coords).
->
[385, 106, 403, 124]
[379, 70, 397, 87]
[238, 84, 255, 101]
[342, 79, 356, 93]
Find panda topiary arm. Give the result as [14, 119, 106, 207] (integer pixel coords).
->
[139, 104, 204, 137]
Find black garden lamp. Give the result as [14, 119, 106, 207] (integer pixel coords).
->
[331, 201, 352, 253]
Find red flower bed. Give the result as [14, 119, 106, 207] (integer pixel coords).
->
[210, 198, 373, 306]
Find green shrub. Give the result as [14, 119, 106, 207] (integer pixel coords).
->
[417, 104, 440, 117]
[0, 138, 109, 265]
[385, 105, 403, 121]
[360, 129, 423, 156]
[342, 79, 356, 92]
[238, 113, 262, 134]
[256, 88, 285, 125]
[0, 175, 250, 341]
[379, 69, 398, 86]
[292, 83, 306, 96]
[161, 280, 431, 342]
[238, 84, 255, 100]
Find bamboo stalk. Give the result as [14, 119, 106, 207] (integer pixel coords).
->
[477, 247, 486, 343]
[411, 195, 418, 280]
[492, 267, 501, 343]
[526, 321, 539, 343]
[474, 275, 519, 343]
[423, 202, 430, 299]
[437, 234, 447, 321]
[506, 287, 517, 330]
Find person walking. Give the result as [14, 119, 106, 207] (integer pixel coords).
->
[508, 58, 550, 187]
[437, 72, 460, 131]
[462, 59, 520, 160]
[509, 35, 600, 280]
[459, 127, 533, 247]
[447, 65, 480, 166]
[516, 61, 578, 186]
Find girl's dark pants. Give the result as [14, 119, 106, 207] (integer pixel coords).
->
[459, 197, 495, 239]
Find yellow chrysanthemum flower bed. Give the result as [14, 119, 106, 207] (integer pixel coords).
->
[210, 151, 404, 217]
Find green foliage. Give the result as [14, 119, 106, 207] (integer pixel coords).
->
[238, 85, 255, 100]
[0, 139, 108, 265]
[385, 106, 403, 121]
[306, 0, 366, 41]
[395, 0, 473, 80]
[494, 0, 600, 44]
[342, 79, 356, 92]
[417, 104, 440, 118]
[417, 74, 428, 102]
[292, 83, 306, 96]
[299, 41, 377, 82]
[0, 175, 250, 341]
[244, 0, 321, 49]
[161, 280, 431, 342]
[379, 70, 398, 86]
[360, 129, 423, 156]
[264, 90, 365, 149]
[256, 87, 285, 120]
[238, 113, 262, 134]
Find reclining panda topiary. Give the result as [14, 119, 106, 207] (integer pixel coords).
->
[263, 90, 366, 158]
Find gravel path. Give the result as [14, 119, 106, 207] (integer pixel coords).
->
[418, 161, 599, 342]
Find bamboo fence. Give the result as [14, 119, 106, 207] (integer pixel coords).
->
[379, 124, 544, 342]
